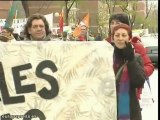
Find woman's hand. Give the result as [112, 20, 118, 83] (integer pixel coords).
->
[122, 42, 134, 61]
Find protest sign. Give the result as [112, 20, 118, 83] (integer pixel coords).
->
[0, 41, 116, 120]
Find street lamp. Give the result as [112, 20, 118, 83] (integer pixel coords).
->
[54, 12, 59, 17]
[54, 12, 60, 27]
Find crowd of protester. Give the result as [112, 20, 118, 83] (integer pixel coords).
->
[0, 14, 102, 42]
[0, 13, 154, 120]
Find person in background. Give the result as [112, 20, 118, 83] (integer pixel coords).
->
[95, 33, 102, 41]
[76, 25, 87, 41]
[132, 36, 143, 45]
[62, 31, 68, 41]
[112, 24, 146, 120]
[76, 24, 95, 41]
[57, 29, 63, 40]
[67, 33, 75, 41]
[23, 14, 52, 41]
[0, 27, 16, 42]
[19, 31, 25, 40]
[12, 33, 21, 41]
[66, 25, 76, 41]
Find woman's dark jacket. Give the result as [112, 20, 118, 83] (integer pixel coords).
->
[114, 47, 146, 120]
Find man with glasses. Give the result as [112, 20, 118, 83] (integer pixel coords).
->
[23, 14, 52, 41]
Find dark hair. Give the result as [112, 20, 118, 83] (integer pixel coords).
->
[24, 14, 50, 39]
[112, 23, 132, 39]
[109, 13, 130, 26]
[108, 13, 130, 36]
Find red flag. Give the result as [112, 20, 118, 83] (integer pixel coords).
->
[59, 10, 63, 33]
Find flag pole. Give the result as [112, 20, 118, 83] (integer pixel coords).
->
[13, 10, 17, 24]
[87, 10, 89, 41]
[87, 27, 88, 41]
[15, 10, 17, 19]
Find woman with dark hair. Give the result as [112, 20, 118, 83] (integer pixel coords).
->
[112, 24, 146, 120]
[108, 13, 130, 41]
[106, 13, 154, 82]
[23, 14, 51, 41]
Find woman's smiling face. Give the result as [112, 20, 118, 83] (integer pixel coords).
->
[113, 28, 131, 49]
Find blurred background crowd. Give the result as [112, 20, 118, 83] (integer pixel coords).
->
[0, 0, 158, 42]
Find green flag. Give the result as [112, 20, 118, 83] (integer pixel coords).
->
[4, 1, 18, 28]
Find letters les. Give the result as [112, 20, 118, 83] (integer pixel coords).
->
[0, 60, 59, 105]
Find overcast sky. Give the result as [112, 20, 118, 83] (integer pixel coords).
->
[148, 0, 158, 7]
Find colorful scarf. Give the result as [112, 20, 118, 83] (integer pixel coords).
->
[114, 57, 130, 120]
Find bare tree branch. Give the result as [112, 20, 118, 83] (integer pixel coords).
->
[119, 0, 129, 12]
[68, 0, 76, 11]
[105, 0, 117, 14]
[21, 1, 29, 17]
[145, 2, 153, 19]
[112, 0, 117, 13]
[64, 0, 76, 26]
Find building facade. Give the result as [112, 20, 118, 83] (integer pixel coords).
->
[0, 0, 149, 34]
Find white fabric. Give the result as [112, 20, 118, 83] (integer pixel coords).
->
[0, 41, 116, 120]
[139, 80, 154, 108]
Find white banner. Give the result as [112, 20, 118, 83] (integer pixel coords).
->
[0, 41, 116, 120]
[44, 13, 53, 28]
[0, 13, 53, 34]
[0, 18, 27, 34]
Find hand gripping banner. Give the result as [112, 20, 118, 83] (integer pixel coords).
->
[0, 41, 116, 120]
